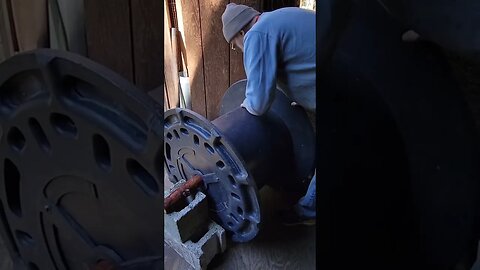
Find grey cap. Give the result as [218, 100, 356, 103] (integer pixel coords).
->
[221, 3, 260, 43]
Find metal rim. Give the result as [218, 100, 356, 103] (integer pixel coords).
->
[164, 108, 261, 242]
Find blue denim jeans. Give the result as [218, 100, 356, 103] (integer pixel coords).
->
[294, 171, 316, 218]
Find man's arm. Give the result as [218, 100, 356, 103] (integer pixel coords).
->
[241, 31, 278, 115]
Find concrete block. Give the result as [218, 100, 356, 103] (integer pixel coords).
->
[185, 223, 227, 268]
[165, 222, 226, 270]
[165, 191, 209, 243]
[164, 188, 227, 270]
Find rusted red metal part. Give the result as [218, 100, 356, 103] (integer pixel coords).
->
[164, 175, 203, 213]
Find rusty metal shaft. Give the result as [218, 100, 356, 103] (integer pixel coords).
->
[164, 175, 203, 213]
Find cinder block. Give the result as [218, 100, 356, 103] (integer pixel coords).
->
[164, 191, 209, 242]
[186, 223, 227, 268]
[165, 222, 226, 270]
[164, 188, 227, 270]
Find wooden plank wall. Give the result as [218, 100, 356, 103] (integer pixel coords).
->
[199, 0, 230, 120]
[131, 0, 163, 91]
[84, 0, 134, 82]
[1, 0, 165, 97]
[177, 0, 263, 120]
[84, 0, 163, 92]
[1, 0, 305, 111]
[178, 0, 207, 116]
[164, 1, 179, 108]
[177, 0, 303, 119]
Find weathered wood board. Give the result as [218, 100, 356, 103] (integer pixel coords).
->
[84, 0, 133, 81]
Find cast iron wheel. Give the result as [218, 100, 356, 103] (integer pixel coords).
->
[0, 49, 163, 269]
[164, 108, 262, 243]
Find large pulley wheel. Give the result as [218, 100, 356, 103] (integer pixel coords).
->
[0, 49, 163, 269]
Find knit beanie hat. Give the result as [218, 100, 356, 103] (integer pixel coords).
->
[222, 3, 260, 43]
